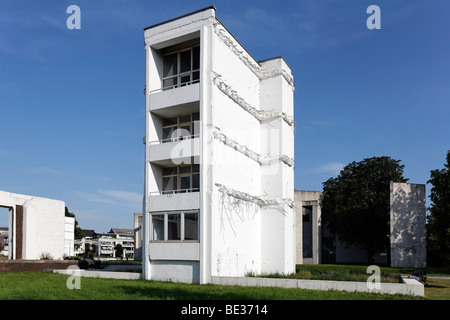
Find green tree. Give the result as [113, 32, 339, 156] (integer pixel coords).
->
[321, 156, 408, 264]
[115, 244, 124, 259]
[427, 151, 450, 267]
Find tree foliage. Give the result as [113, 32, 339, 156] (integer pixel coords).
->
[427, 151, 450, 267]
[115, 244, 124, 258]
[321, 156, 408, 263]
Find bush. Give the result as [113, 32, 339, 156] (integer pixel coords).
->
[39, 252, 53, 260]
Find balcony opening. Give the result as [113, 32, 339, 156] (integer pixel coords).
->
[162, 41, 200, 91]
[161, 112, 200, 143]
[161, 164, 200, 195]
[0, 207, 9, 258]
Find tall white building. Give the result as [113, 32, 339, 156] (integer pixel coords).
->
[143, 6, 295, 284]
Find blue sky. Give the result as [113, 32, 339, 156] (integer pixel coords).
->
[1, 0, 449, 232]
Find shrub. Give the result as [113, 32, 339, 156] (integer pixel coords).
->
[39, 252, 53, 260]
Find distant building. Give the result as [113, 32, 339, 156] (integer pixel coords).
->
[78, 228, 135, 258]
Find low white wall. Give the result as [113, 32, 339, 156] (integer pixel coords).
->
[211, 276, 424, 297]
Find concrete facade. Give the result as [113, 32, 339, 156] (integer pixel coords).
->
[133, 213, 143, 260]
[294, 190, 322, 265]
[0, 190, 67, 260]
[64, 216, 75, 257]
[143, 7, 295, 283]
[390, 182, 427, 268]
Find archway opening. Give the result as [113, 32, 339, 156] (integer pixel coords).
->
[0, 207, 10, 258]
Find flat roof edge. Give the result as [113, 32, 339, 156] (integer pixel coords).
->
[144, 6, 216, 30]
[258, 56, 293, 71]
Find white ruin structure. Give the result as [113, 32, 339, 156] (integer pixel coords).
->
[142, 6, 295, 283]
[0, 190, 72, 260]
[390, 182, 427, 268]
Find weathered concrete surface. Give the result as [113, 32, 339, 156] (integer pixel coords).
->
[390, 182, 427, 268]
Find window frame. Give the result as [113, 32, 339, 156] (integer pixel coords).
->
[149, 210, 199, 242]
[161, 164, 200, 194]
[161, 112, 200, 142]
[162, 46, 200, 91]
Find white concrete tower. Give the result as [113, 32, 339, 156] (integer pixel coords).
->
[143, 6, 295, 284]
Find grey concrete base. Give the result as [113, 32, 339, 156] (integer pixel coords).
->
[53, 269, 141, 280]
[211, 276, 424, 297]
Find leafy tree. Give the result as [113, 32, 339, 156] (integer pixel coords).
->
[321, 156, 408, 264]
[115, 244, 124, 259]
[427, 151, 450, 267]
[65, 207, 83, 241]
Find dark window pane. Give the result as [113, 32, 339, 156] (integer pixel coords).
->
[184, 212, 198, 240]
[179, 166, 191, 174]
[180, 176, 190, 190]
[179, 115, 191, 123]
[180, 50, 191, 73]
[151, 214, 164, 241]
[192, 173, 199, 190]
[192, 71, 200, 83]
[162, 167, 177, 176]
[162, 127, 176, 141]
[192, 112, 200, 121]
[162, 177, 176, 193]
[180, 75, 190, 85]
[179, 125, 191, 138]
[163, 116, 178, 126]
[163, 77, 177, 89]
[167, 213, 181, 240]
[192, 164, 200, 173]
[193, 46, 200, 70]
[163, 53, 178, 78]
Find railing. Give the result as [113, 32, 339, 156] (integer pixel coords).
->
[149, 188, 200, 196]
[148, 134, 199, 146]
[149, 77, 200, 94]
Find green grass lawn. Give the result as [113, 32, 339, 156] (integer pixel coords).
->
[0, 272, 423, 300]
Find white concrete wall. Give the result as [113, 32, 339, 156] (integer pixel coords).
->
[64, 216, 75, 257]
[0, 190, 66, 260]
[390, 182, 427, 268]
[209, 29, 263, 276]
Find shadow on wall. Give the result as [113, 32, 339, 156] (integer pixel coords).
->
[390, 182, 427, 268]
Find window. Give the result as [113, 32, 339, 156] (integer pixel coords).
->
[162, 46, 200, 90]
[162, 164, 200, 194]
[151, 213, 164, 241]
[167, 212, 181, 240]
[162, 112, 200, 142]
[150, 211, 199, 242]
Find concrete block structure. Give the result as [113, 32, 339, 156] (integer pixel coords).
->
[294, 190, 322, 265]
[0, 190, 69, 260]
[390, 182, 427, 268]
[143, 6, 295, 283]
[296, 183, 427, 268]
